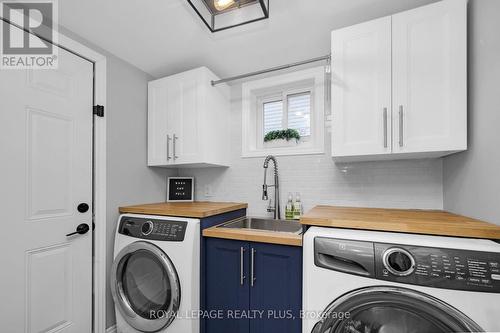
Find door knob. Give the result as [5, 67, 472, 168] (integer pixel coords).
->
[66, 223, 90, 237]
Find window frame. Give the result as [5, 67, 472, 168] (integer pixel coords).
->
[242, 66, 325, 157]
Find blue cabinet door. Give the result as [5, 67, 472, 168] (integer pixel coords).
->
[205, 238, 250, 333]
[249, 243, 302, 333]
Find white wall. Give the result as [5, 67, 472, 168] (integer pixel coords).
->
[105, 55, 176, 327]
[179, 84, 444, 217]
[443, 0, 500, 225]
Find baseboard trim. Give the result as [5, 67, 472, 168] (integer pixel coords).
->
[106, 325, 117, 333]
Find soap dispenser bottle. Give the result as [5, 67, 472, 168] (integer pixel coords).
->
[293, 192, 302, 220]
[285, 192, 294, 220]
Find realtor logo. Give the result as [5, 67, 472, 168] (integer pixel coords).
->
[1, 0, 58, 69]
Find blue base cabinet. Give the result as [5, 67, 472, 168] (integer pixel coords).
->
[204, 238, 302, 333]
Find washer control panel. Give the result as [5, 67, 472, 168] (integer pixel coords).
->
[118, 216, 187, 241]
[314, 237, 500, 293]
[375, 243, 500, 293]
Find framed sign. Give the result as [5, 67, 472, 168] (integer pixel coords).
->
[167, 177, 194, 202]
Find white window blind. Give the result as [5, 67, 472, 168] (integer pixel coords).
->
[262, 92, 311, 137]
[287, 92, 311, 136]
[263, 100, 283, 135]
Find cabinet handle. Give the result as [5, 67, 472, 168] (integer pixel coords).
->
[173, 134, 179, 160]
[240, 247, 245, 286]
[383, 107, 388, 148]
[166, 135, 172, 160]
[251, 248, 256, 287]
[399, 106, 404, 147]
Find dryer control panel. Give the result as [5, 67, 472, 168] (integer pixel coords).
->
[314, 237, 500, 293]
[118, 216, 187, 241]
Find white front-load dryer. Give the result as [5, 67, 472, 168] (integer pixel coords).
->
[111, 214, 200, 333]
[303, 227, 500, 333]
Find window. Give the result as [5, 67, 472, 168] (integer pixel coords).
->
[262, 92, 311, 137]
[263, 100, 283, 134]
[242, 67, 325, 157]
[287, 92, 311, 136]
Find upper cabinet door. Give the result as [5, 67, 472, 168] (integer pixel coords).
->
[148, 79, 170, 166]
[392, 0, 467, 154]
[332, 16, 392, 158]
[166, 71, 201, 165]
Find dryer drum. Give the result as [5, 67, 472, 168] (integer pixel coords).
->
[111, 241, 181, 332]
[312, 286, 483, 333]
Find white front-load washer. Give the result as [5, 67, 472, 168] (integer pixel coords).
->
[303, 227, 500, 333]
[111, 214, 200, 333]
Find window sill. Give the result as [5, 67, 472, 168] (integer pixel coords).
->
[242, 146, 325, 158]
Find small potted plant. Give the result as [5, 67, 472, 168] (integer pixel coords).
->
[264, 129, 301, 148]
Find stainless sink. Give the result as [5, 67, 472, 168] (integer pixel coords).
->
[218, 217, 302, 234]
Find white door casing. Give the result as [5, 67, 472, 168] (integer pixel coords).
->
[332, 16, 392, 157]
[392, 0, 467, 153]
[0, 43, 93, 332]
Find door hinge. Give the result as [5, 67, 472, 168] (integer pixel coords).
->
[93, 105, 104, 117]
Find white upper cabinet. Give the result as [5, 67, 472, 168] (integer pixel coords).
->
[332, 16, 392, 158]
[148, 67, 230, 167]
[332, 0, 467, 162]
[392, 0, 467, 154]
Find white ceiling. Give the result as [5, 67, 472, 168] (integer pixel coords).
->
[59, 0, 438, 79]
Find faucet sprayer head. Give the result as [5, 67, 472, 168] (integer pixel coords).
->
[262, 184, 268, 200]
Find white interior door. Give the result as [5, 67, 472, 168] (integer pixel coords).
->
[0, 43, 93, 332]
[331, 16, 392, 158]
[392, 0, 467, 153]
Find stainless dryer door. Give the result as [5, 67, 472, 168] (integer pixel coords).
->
[111, 241, 181, 332]
[312, 286, 483, 333]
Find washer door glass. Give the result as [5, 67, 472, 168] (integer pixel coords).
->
[111, 241, 181, 332]
[312, 287, 483, 333]
[122, 249, 172, 318]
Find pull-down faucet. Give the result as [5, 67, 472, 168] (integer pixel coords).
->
[262, 155, 281, 219]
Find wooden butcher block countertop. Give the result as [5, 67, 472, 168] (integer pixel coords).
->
[301, 205, 500, 240]
[119, 201, 247, 218]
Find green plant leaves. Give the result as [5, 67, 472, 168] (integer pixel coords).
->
[264, 128, 301, 142]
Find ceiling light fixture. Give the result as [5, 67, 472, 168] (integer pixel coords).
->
[186, 0, 269, 33]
